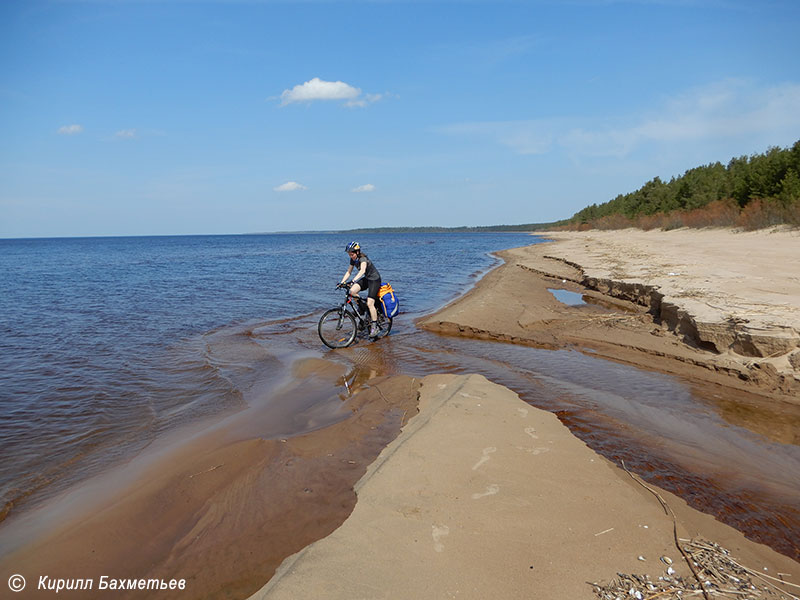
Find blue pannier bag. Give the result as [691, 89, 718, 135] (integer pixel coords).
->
[378, 283, 399, 318]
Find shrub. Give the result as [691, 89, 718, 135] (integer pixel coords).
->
[737, 198, 792, 230]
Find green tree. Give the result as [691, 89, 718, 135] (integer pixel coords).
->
[565, 140, 799, 227]
[779, 169, 800, 207]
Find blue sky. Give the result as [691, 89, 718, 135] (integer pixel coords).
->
[2, 0, 799, 237]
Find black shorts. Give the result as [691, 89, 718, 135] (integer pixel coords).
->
[354, 278, 381, 300]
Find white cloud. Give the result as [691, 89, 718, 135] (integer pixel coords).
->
[115, 129, 137, 139]
[278, 78, 384, 108]
[273, 181, 307, 192]
[352, 184, 376, 193]
[280, 78, 360, 106]
[439, 79, 800, 158]
[58, 124, 83, 135]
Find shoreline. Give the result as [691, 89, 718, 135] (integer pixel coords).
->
[2, 227, 798, 598]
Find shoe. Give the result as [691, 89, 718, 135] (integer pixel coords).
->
[369, 322, 378, 337]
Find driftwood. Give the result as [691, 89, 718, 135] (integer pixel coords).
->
[591, 538, 798, 600]
[590, 462, 799, 600]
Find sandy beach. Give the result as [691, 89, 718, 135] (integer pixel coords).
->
[2, 227, 799, 599]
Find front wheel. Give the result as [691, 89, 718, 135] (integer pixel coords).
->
[318, 308, 357, 348]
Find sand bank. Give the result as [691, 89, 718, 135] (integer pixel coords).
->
[420, 227, 800, 403]
[250, 374, 799, 600]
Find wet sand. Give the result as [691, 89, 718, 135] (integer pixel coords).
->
[2, 227, 799, 599]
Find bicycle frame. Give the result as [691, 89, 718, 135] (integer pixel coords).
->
[339, 291, 374, 330]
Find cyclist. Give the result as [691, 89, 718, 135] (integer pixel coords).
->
[339, 241, 382, 337]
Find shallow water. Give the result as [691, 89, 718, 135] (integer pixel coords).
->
[0, 232, 536, 521]
[547, 288, 587, 306]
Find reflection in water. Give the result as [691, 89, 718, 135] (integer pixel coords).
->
[245, 314, 800, 560]
[547, 288, 587, 306]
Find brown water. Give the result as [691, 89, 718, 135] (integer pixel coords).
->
[241, 314, 800, 561]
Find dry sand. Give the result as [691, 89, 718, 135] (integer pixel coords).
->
[535, 228, 800, 381]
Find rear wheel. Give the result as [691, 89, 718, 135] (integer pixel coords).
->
[318, 308, 357, 348]
[374, 311, 393, 339]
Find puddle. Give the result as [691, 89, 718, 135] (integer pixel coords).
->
[547, 288, 587, 306]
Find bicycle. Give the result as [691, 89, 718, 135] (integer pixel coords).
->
[318, 283, 393, 348]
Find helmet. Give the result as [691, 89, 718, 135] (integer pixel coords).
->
[345, 241, 360, 253]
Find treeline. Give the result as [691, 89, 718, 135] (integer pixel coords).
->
[342, 223, 556, 234]
[564, 140, 800, 230]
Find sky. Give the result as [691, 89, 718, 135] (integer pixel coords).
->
[1, 0, 799, 237]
